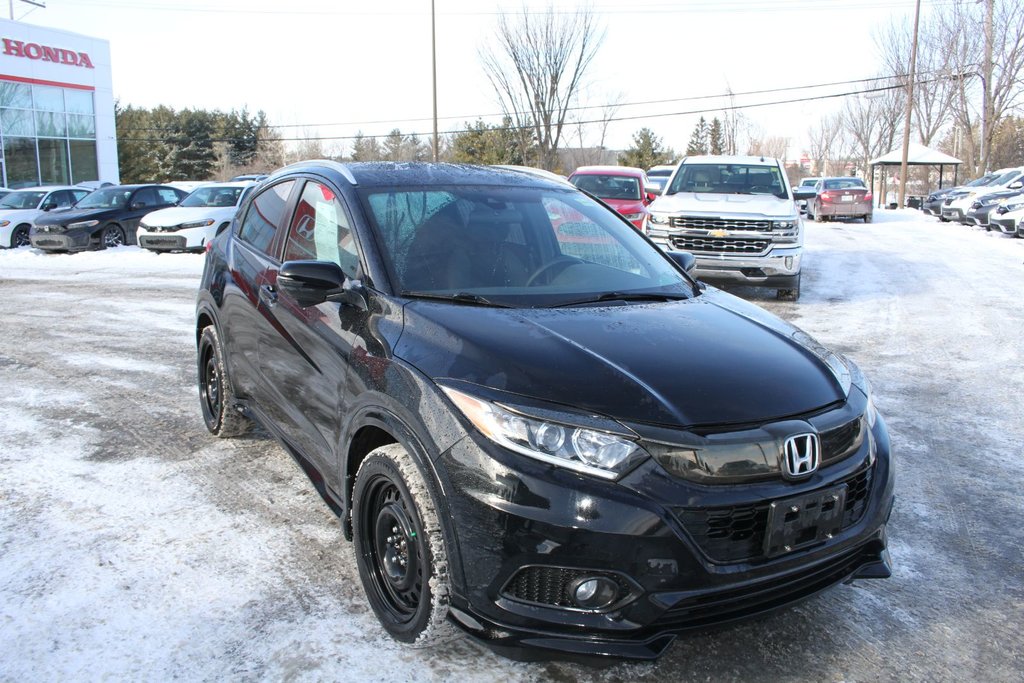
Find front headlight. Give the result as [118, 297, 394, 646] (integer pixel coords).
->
[772, 220, 796, 229]
[621, 212, 644, 221]
[441, 386, 648, 479]
[648, 212, 670, 225]
[68, 220, 99, 229]
[180, 219, 215, 229]
[0, 220, 9, 227]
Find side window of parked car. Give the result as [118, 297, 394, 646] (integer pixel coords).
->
[157, 188, 181, 205]
[132, 187, 160, 208]
[282, 181, 361, 279]
[237, 180, 296, 256]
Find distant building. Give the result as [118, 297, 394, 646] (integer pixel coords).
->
[0, 19, 117, 188]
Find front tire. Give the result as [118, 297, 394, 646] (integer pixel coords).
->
[777, 273, 801, 301]
[11, 224, 31, 247]
[197, 325, 251, 437]
[864, 214, 873, 223]
[101, 224, 125, 249]
[352, 444, 455, 646]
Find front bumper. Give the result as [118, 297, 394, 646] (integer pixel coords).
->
[991, 217, 1019, 235]
[438, 414, 895, 660]
[29, 227, 95, 251]
[941, 207, 965, 222]
[690, 247, 802, 288]
[138, 225, 214, 251]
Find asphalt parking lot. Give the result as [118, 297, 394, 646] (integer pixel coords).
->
[1, 210, 1022, 681]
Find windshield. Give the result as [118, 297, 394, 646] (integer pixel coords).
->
[666, 163, 787, 198]
[181, 186, 245, 208]
[359, 184, 693, 307]
[570, 174, 642, 200]
[647, 168, 673, 178]
[990, 170, 1022, 186]
[966, 173, 998, 187]
[0, 191, 46, 209]
[799, 178, 819, 187]
[76, 188, 131, 209]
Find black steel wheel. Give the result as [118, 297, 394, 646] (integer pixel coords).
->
[101, 224, 125, 249]
[197, 325, 251, 437]
[11, 224, 30, 248]
[352, 444, 455, 646]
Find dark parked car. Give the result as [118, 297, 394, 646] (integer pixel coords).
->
[921, 172, 1000, 217]
[963, 188, 1023, 228]
[31, 184, 187, 252]
[195, 161, 893, 661]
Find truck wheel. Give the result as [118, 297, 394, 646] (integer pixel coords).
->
[352, 444, 456, 647]
[777, 274, 801, 302]
[864, 214, 873, 223]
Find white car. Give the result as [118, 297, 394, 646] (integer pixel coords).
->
[0, 186, 91, 248]
[989, 195, 1024, 236]
[137, 182, 254, 253]
[941, 167, 1024, 222]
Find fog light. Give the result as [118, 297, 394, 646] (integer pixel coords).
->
[570, 576, 619, 610]
[785, 256, 794, 269]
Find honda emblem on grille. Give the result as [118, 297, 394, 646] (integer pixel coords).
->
[783, 433, 820, 478]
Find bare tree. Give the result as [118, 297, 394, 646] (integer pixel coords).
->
[745, 122, 789, 160]
[480, 4, 605, 170]
[842, 78, 905, 177]
[566, 91, 623, 169]
[721, 86, 745, 155]
[807, 113, 844, 176]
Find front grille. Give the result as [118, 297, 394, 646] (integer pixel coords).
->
[675, 466, 874, 563]
[671, 236, 769, 254]
[33, 239, 64, 247]
[670, 216, 771, 231]
[653, 542, 883, 629]
[500, 566, 630, 608]
[140, 235, 186, 249]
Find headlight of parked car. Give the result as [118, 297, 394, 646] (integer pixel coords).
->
[648, 212, 670, 226]
[68, 220, 99, 229]
[180, 219, 215, 229]
[621, 212, 644, 221]
[441, 385, 648, 480]
[0, 220, 9, 227]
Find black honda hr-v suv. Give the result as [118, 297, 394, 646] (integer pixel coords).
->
[195, 160, 893, 660]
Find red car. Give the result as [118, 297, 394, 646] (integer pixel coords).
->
[568, 165, 655, 230]
[809, 177, 874, 223]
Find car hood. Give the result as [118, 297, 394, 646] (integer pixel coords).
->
[599, 198, 646, 214]
[396, 288, 845, 428]
[141, 206, 236, 227]
[0, 208, 42, 223]
[34, 206, 117, 226]
[650, 192, 796, 218]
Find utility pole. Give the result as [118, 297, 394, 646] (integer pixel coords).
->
[980, 0, 994, 174]
[431, 0, 439, 163]
[8, 0, 45, 20]
[898, 0, 922, 209]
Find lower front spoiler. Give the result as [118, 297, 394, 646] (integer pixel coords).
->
[455, 537, 892, 663]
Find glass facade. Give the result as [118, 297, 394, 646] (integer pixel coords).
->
[0, 80, 97, 188]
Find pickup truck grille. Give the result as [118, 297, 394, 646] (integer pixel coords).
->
[670, 216, 772, 231]
[671, 236, 769, 254]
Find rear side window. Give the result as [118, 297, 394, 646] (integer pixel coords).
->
[238, 181, 295, 256]
[157, 188, 182, 205]
[282, 181, 360, 278]
[132, 188, 160, 208]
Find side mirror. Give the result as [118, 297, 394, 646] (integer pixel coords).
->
[647, 186, 663, 197]
[131, 201, 147, 210]
[792, 188, 817, 201]
[666, 250, 697, 275]
[41, 202, 56, 211]
[278, 260, 367, 310]
[1008, 181, 1022, 190]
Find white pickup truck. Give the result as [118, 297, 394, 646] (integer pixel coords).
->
[644, 155, 814, 301]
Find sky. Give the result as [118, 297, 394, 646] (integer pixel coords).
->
[10, 0, 934, 159]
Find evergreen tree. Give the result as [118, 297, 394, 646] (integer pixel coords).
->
[350, 131, 382, 161]
[449, 118, 526, 165]
[618, 127, 673, 169]
[708, 117, 725, 155]
[165, 109, 218, 180]
[685, 116, 710, 155]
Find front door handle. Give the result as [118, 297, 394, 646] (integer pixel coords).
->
[259, 283, 278, 306]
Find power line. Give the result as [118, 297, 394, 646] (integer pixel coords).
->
[117, 70, 943, 133]
[117, 74, 951, 144]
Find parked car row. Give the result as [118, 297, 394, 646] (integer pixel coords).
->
[0, 180, 257, 252]
[921, 166, 1024, 237]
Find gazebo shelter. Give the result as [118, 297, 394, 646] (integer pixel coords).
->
[869, 142, 962, 208]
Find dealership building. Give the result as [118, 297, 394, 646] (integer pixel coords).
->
[0, 19, 117, 188]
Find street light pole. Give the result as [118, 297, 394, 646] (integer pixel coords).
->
[431, 0, 439, 163]
[898, 0, 922, 210]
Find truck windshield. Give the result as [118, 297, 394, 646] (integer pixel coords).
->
[666, 163, 787, 199]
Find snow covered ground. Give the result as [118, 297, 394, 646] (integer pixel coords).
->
[0, 211, 1022, 681]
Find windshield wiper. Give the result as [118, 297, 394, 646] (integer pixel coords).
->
[551, 291, 690, 308]
[401, 291, 513, 308]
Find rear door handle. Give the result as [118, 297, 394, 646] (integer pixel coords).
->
[259, 283, 278, 306]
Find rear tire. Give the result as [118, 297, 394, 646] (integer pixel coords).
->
[197, 325, 251, 437]
[864, 214, 873, 223]
[352, 444, 456, 647]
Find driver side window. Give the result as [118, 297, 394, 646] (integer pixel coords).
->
[282, 181, 361, 279]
